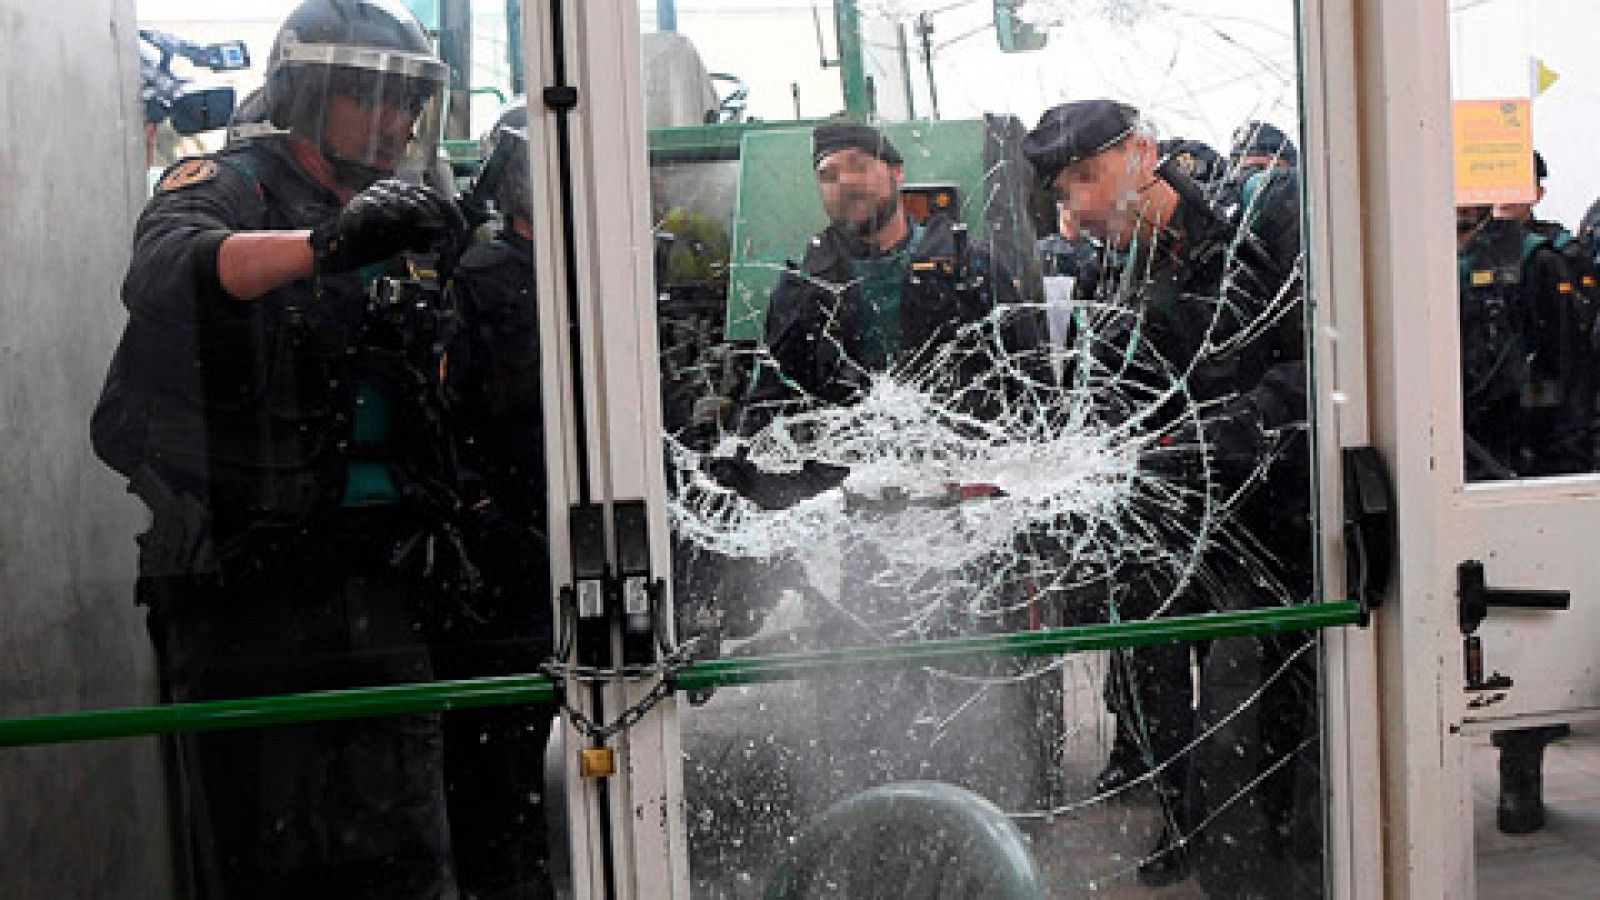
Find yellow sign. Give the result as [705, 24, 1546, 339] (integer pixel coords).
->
[1453, 98, 1536, 206]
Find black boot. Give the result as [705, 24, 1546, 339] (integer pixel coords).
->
[1095, 732, 1148, 795]
[1492, 724, 1570, 835]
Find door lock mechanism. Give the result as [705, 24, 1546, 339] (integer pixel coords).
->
[1457, 560, 1570, 693]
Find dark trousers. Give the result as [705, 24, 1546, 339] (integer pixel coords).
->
[1106, 642, 1196, 807]
[429, 621, 557, 900]
[1186, 633, 1322, 899]
[145, 522, 452, 900]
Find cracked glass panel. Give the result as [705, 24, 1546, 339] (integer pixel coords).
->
[641, 0, 1321, 896]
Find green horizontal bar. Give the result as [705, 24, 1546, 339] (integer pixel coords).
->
[0, 602, 1357, 749]
[0, 674, 557, 749]
[671, 602, 1361, 693]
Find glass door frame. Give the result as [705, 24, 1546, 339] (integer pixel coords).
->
[521, 0, 1388, 896]
[1355, 0, 1600, 895]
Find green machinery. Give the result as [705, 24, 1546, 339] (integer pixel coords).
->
[413, 0, 1051, 362]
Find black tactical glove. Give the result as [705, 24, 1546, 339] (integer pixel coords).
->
[310, 179, 466, 274]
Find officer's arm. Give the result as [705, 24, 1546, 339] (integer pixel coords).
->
[1204, 359, 1308, 488]
[216, 232, 314, 300]
[125, 164, 289, 320]
[736, 274, 815, 437]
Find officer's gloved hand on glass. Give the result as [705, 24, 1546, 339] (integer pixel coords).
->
[311, 178, 467, 274]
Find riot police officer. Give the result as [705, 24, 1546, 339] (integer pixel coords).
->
[1211, 120, 1299, 220]
[1024, 98, 1311, 893]
[1457, 199, 1592, 480]
[93, 1, 470, 896]
[438, 97, 558, 899]
[738, 122, 1046, 435]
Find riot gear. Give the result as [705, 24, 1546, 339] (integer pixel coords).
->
[262, 0, 448, 188]
[475, 96, 532, 225]
[310, 178, 464, 273]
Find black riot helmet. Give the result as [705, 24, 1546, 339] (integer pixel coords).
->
[263, 0, 448, 189]
[475, 96, 532, 225]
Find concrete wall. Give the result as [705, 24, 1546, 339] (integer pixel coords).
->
[0, 2, 173, 896]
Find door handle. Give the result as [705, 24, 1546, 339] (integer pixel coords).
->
[1457, 559, 1570, 696]
[1343, 446, 1395, 625]
[1457, 559, 1570, 636]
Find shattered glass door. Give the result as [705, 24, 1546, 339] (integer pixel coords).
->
[638, 1, 1326, 895]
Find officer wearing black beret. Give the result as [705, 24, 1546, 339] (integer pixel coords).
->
[1019, 98, 1140, 189]
[740, 121, 1042, 433]
[811, 121, 905, 168]
[722, 121, 1052, 814]
[1024, 99, 1312, 892]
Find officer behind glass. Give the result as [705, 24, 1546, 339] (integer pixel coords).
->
[92, 1, 474, 896]
[722, 123, 1053, 816]
[737, 123, 1044, 437]
[1024, 98, 1311, 893]
[1456, 195, 1592, 482]
[438, 97, 558, 899]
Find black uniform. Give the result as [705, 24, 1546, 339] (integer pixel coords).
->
[438, 231, 557, 900]
[741, 214, 1045, 435]
[1458, 217, 1593, 480]
[95, 136, 456, 899]
[1028, 98, 1312, 891]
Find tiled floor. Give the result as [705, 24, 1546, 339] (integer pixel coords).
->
[1475, 722, 1600, 898]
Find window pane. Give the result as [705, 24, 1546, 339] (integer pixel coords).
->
[642, 1, 1327, 895]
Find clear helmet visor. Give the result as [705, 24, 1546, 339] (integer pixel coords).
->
[273, 40, 448, 182]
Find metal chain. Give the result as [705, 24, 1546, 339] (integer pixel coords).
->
[560, 675, 676, 742]
[542, 636, 703, 742]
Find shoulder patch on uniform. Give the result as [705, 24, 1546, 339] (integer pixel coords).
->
[157, 158, 219, 193]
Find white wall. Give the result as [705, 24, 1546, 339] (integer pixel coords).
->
[0, 1, 172, 896]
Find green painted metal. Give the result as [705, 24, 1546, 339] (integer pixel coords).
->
[648, 120, 829, 164]
[724, 119, 991, 342]
[0, 675, 557, 749]
[834, 0, 870, 119]
[673, 603, 1361, 692]
[0, 602, 1355, 749]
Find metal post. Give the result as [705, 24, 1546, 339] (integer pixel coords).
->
[834, 0, 870, 119]
[898, 22, 917, 121]
[916, 12, 940, 120]
[439, 0, 472, 139]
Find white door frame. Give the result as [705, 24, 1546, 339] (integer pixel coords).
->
[522, 0, 688, 896]
[1355, 0, 1600, 893]
[525, 0, 1396, 895]
[1346, 0, 1556, 895]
